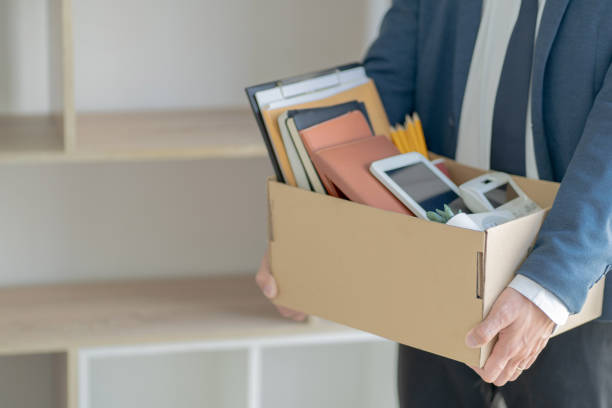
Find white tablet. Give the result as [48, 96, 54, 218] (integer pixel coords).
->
[370, 152, 470, 219]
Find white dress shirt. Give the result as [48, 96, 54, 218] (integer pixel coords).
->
[456, 0, 569, 325]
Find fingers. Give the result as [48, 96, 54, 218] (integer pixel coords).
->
[522, 337, 549, 370]
[493, 354, 527, 386]
[489, 336, 550, 386]
[480, 333, 526, 385]
[255, 250, 278, 299]
[466, 298, 517, 348]
[469, 362, 523, 386]
[509, 368, 522, 382]
[466, 288, 556, 386]
[256, 249, 308, 322]
[277, 306, 307, 322]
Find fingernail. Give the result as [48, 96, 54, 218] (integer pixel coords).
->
[465, 332, 479, 348]
[263, 282, 277, 298]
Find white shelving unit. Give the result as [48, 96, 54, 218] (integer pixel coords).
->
[81, 331, 396, 408]
[0, 1, 399, 406]
[1, 0, 384, 164]
[0, 0, 268, 163]
[0, 275, 398, 408]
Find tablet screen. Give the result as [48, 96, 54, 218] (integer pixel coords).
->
[386, 163, 470, 213]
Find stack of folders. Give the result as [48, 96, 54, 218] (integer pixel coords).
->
[245, 63, 429, 215]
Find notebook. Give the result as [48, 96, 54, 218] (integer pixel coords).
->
[298, 110, 373, 196]
[286, 102, 372, 194]
[312, 135, 414, 215]
[286, 117, 327, 194]
[277, 111, 311, 190]
[289, 101, 373, 133]
[260, 80, 390, 187]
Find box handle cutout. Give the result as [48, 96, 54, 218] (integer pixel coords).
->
[476, 252, 485, 299]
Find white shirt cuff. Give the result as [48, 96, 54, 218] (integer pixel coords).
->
[508, 274, 570, 326]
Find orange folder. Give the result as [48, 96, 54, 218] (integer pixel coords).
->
[260, 80, 391, 187]
[298, 110, 373, 196]
[312, 135, 414, 216]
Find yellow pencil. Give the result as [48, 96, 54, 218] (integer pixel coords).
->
[397, 125, 413, 153]
[393, 126, 406, 153]
[410, 113, 426, 155]
[390, 127, 404, 153]
[412, 112, 429, 159]
[403, 117, 420, 153]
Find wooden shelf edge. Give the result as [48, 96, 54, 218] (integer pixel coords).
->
[0, 109, 267, 163]
[0, 275, 358, 356]
[0, 146, 268, 165]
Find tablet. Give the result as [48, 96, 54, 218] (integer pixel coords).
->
[370, 152, 471, 219]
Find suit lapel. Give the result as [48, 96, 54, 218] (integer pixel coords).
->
[452, 0, 483, 121]
[531, 0, 571, 180]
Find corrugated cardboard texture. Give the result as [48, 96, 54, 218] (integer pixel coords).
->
[268, 181, 486, 366]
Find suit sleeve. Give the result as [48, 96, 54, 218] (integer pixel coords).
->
[363, 0, 419, 125]
[517, 62, 612, 314]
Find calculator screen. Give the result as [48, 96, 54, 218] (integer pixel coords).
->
[484, 183, 520, 208]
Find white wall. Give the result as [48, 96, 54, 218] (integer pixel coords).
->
[0, 0, 392, 283]
[0, 157, 272, 285]
[0, 0, 62, 114]
[0, 0, 391, 114]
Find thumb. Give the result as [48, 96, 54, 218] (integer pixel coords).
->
[255, 250, 278, 299]
[465, 306, 513, 348]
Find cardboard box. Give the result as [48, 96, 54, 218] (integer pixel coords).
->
[267, 158, 605, 367]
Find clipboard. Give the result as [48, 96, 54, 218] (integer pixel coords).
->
[245, 63, 367, 183]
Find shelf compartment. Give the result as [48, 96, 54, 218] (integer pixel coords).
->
[87, 349, 247, 408]
[0, 352, 67, 408]
[0, 114, 64, 154]
[0, 0, 74, 156]
[261, 341, 398, 408]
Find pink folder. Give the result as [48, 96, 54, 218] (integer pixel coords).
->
[312, 135, 414, 215]
[299, 110, 373, 196]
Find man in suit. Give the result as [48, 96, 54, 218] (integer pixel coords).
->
[257, 0, 612, 406]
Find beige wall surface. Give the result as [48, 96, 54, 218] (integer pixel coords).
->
[0, 0, 391, 114]
[0, 157, 272, 286]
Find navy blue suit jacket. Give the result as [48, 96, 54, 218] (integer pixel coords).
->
[364, 0, 612, 319]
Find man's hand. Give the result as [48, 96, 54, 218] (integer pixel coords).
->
[465, 287, 555, 386]
[255, 248, 307, 321]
